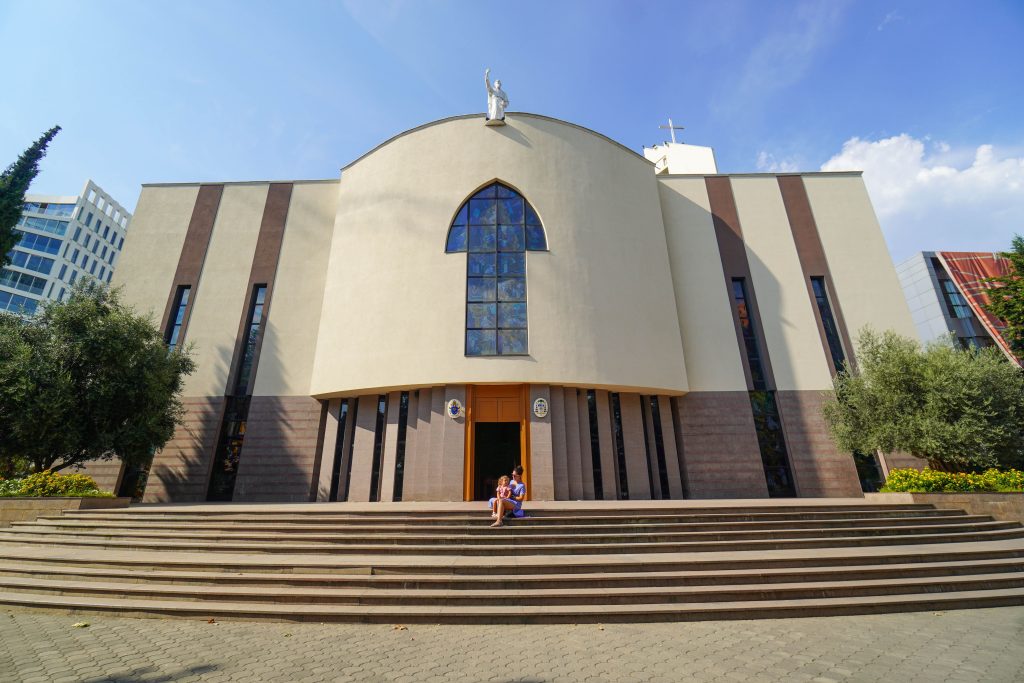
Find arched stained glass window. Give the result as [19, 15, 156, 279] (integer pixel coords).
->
[446, 182, 547, 356]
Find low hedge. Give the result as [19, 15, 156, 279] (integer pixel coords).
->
[881, 467, 1024, 493]
[0, 471, 114, 498]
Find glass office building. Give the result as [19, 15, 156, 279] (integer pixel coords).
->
[1, 180, 131, 315]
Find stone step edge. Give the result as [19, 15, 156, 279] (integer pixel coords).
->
[6, 520, 1015, 543]
[64, 504, 939, 517]
[1, 556, 1021, 586]
[19, 514, 996, 533]
[2, 571, 1023, 603]
[1, 543, 1020, 573]
[6, 522, 1019, 542]
[1, 588, 1022, 623]
[54, 511, 958, 524]
[2, 528, 1022, 554]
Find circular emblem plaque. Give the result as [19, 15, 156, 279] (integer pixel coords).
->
[533, 397, 549, 418]
[446, 399, 464, 419]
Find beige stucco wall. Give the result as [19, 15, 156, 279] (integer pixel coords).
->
[253, 181, 338, 397]
[656, 178, 747, 392]
[181, 184, 267, 396]
[310, 114, 688, 397]
[803, 174, 918, 350]
[732, 177, 833, 391]
[112, 185, 198, 316]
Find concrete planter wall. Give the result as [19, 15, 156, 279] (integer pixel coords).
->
[0, 497, 130, 527]
[867, 492, 1024, 524]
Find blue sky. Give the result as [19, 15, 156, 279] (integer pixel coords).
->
[2, 0, 1022, 260]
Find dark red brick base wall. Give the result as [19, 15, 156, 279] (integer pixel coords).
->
[776, 390, 862, 498]
[879, 451, 926, 473]
[144, 396, 224, 503]
[71, 461, 124, 496]
[673, 392, 769, 498]
[232, 396, 327, 502]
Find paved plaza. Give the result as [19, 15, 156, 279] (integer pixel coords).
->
[1, 606, 1022, 682]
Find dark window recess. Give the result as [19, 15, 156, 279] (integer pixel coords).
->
[342, 398, 361, 502]
[585, 390, 604, 500]
[206, 285, 270, 502]
[368, 395, 387, 502]
[329, 400, 350, 502]
[392, 391, 411, 502]
[165, 285, 191, 350]
[638, 396, 657, 498]
[117, 452, 154, 502]
[854, 451, 883, 493]
[234, 285, 267, 395]
[730, 277, 796, 497]
[649, 396, 670, 498]
[749, 391, 796, 497]
[731, 278, 767, 391]
[810, 277, 846, 373]
[207, 396, 250, 502]
[609, 392, 629, 500]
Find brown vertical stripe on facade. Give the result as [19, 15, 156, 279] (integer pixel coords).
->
[705, 177, 777, 390]
[159, 184, 224, 338]
[777, 175, 856, 375]
[224, 183, 293, 396]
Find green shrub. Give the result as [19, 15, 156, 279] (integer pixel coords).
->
[881, 468, 1024, 493]
[0, 471, 113, 498]
[0, 478, 21, 497]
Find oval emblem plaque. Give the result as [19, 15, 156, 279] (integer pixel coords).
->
[533, 397, 549, 419]
[446, 398, 464, 419]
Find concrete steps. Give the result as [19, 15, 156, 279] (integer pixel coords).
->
[1, 588, 1022, 623]
[0, 501, 1021, 622]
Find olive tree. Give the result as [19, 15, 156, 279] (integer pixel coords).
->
[0, 281, 195, 474]
[823, 328, 1024, 472]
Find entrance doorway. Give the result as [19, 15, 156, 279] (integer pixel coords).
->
[464, 384, 530, 501]
[473, 423, 520, 500]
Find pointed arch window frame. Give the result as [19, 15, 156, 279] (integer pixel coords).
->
[445, 181, 548, 356]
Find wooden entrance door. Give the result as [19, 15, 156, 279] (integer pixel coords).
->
[464, 385, 530, 501]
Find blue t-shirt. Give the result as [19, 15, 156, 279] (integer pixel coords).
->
[509, 481, 526, 514]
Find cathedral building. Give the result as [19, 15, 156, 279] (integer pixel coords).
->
[95, 113, 917, 503]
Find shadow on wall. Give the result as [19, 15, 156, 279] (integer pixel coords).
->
[145, 338, 237, 503]
[665, 186, 859, 499]
[216, 309, 328, 503]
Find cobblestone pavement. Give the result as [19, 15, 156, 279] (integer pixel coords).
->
[1, 607, 1023, 683]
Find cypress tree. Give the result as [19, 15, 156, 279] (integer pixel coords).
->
[0, 126, 61, 267]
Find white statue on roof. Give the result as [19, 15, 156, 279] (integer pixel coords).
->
[484, 68, 508, 124]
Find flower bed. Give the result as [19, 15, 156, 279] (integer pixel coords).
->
[880, 468, 1024, 493]
[0, 471, 113, 498]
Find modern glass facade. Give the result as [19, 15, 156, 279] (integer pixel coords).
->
[1, 181, 131, 316]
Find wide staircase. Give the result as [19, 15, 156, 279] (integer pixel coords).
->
[0, 501, 1023, 623]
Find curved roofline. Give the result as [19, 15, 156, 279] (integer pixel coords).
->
[340, 112, 653, 173]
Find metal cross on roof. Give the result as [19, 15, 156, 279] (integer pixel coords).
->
[659, 118, 685, 144]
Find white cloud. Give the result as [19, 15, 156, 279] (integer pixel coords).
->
[820, 134, 1024, 260]
[877, 11, 903, 31]
[716, 1, 849, 115]
[756, 151, 799, 173]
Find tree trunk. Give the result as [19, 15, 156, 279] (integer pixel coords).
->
[926, 457, 955, 472]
